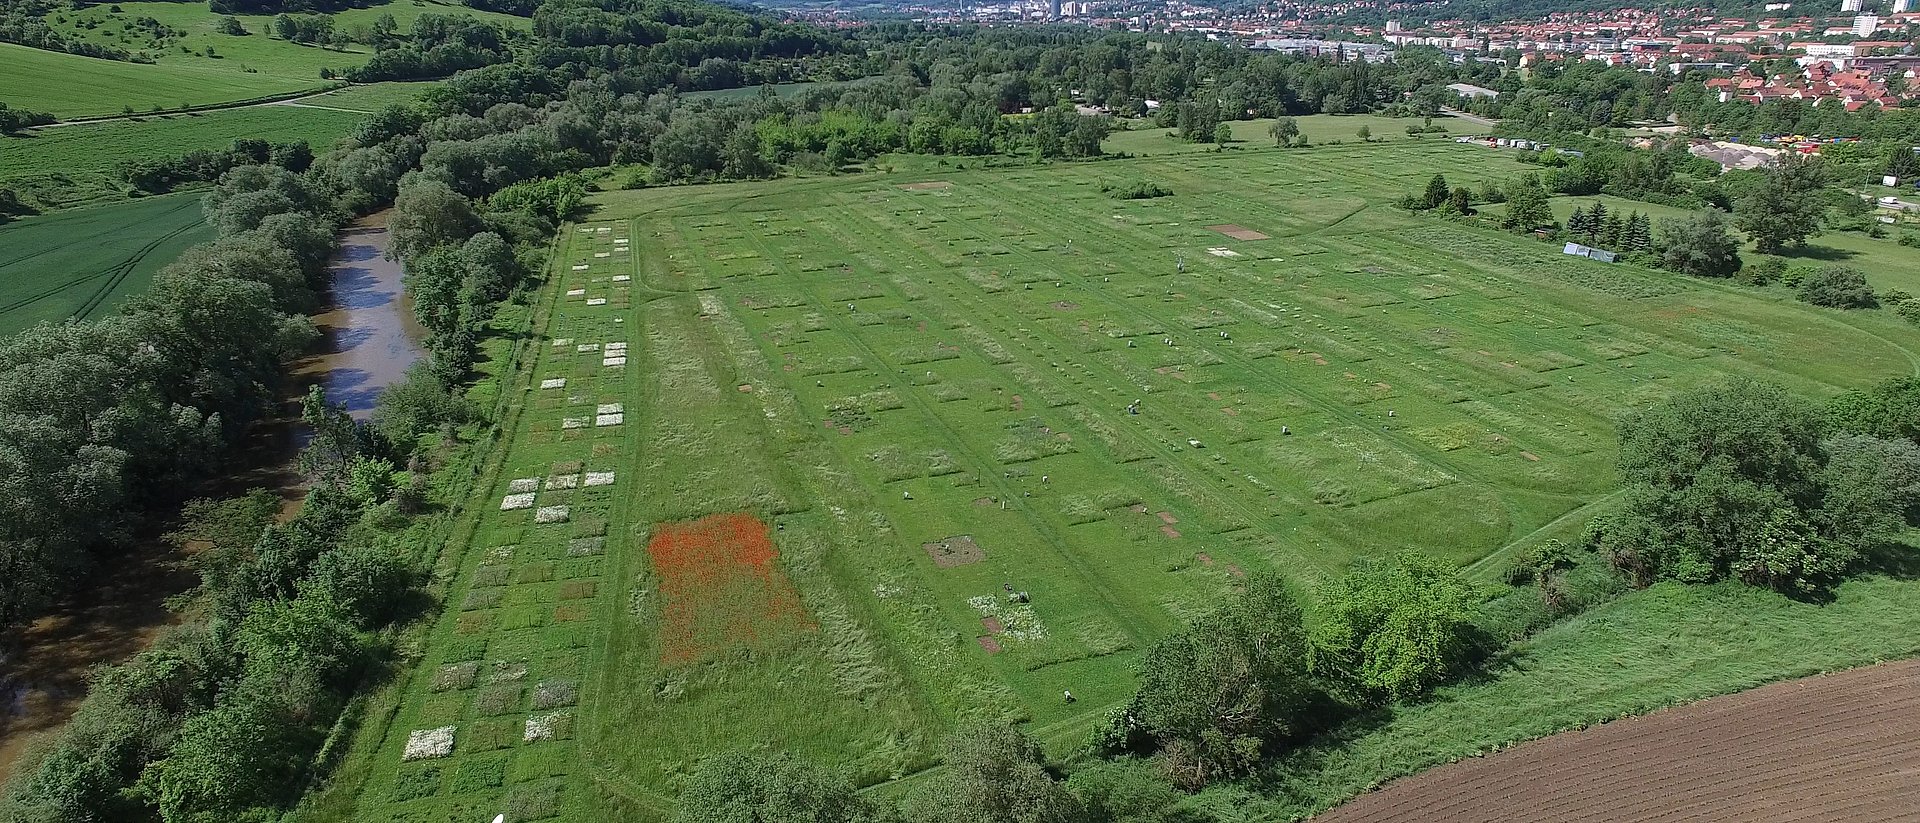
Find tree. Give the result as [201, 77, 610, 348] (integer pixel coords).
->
[1107, 574, 1316, 788]
[1796, 266, 1877, 308]
[1588, 378, 1867, 593]
[1444, 186, 1473, 215]
[1624, 211, 1653, 252]
[1356, 124, 1371, 142]
[1269, 117, 1298, 146]
[1422, 174, 1449, 209]
[1600, 209, 1626, 248]
[1655, 209, 1742, 277]
[1309, 553, 1479, 702]
[1817, 433, 1920, 547]
[672, 752, 878, 823]
[903, 723, 1085, 823]
[1566, 205, 1591, 238]
[1582, 202, 1608, 244]
[389, 179, 479, 260]
[1828, 376, 1920, 444]
[1211, 122, 1232, 145]
[1500, 175, 1554, 231]
[1735, 154, 1826, 253]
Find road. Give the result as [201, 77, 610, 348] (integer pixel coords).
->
[29, 87, 368, 130]
[1440, 107, 1498, 128]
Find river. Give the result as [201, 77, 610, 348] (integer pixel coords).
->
[0, 214, 424, 782]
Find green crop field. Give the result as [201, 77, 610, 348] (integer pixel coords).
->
[2, 1, 523, 118]
[0, 194, 212, 336]
[0, 105, 367, 207]
[0, 42, 322, 119]
[334, 136, 1920, 822]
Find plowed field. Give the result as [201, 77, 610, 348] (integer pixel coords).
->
[1316, 659, 1920, 823]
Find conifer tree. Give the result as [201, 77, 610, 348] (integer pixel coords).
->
[1602, 210, 1627, 248]
[1585, 202, 1608, 244]
[1567, 205, 1590, 237]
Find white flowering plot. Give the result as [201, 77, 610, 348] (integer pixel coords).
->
[597, 403, 623, 415]
[403, 726, 455, 761]
[612, 275, 631, 283]
[593, 252, 610, 258]
[546, 474, 579, 490]
[567, 288, 586, 297]
[586, 298, 607, 306]
[583, 471, 615, 487]
[524, 711, 571, 743]
[551, 338, 573, 347]
[535, 505, 570, 524]
[576, 343, 600, 352]
[508, 478, 539, 493]
[500, 493, 536, 511]
[540, 378, 567, 390]
[571, 264, 588, 271]
[562, 417, 587, 429]
[595, 412, 624, 427]
[603, 356, 627, 367]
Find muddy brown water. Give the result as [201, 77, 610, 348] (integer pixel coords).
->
[0, 214, 425, 782]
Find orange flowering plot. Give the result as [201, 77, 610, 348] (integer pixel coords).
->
[646, 513, 813, 665]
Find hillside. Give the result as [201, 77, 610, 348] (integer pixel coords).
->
[0, 41, 322, 117]
[0, 0, 525, 118]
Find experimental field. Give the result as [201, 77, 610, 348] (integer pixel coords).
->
[346, 138, 1920, 822]
[0, 194, 211, 336]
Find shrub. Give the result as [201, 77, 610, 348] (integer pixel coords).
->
[1101, 181, 1172, 199]
[1796, 266, 1878, 308]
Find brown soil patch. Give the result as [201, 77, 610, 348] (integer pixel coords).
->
[1196, 552, 1214, 566]
[1010, 394, 1024, 411]
[1520, 451, 1541, 462]
[1156, 511, 1179, 525]
[1207, 224, 1271, 241]
[900, 181, 954, 191]
[1222, 407, 1239, 416]
[553, 603, 589, 622]
[557, 580, 596, 600]
[974, 497, 997, 506]
[977, 636, 1002, 653]
[1315, 659, 1920, 823]
[1207, 392, 1222, 400]
[981, 616, 1005, 634]
[737, 383, 753, 392]
[1226, 564, 1245, 578]
[1051, 301, 1079, 310]
[923, 535, 986, 568]
[1160, 525, 1182, 539]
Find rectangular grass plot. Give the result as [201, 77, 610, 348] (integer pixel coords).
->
[647, 513, 813, 666]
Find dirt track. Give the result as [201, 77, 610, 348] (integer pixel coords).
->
[1316, 659, 1920, 823]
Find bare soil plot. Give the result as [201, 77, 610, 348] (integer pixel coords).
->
[1207, 224, 1271, 241]
[1315, 659, 1920, 823]
[923, 535, 985, 567]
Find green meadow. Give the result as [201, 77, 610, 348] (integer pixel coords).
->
[329, 135, 1920, 822]
[1, 104, 368, 209]
[0, 42, 320, 118]
[2, 1, 523, 118]
[0, 194, 212, 336]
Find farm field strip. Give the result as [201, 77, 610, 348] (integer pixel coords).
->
[0, 42, 321, 119]
[1315, 658, 1920, 823]
[0, 194, 213, 335]
[359, 141, 1920, 822]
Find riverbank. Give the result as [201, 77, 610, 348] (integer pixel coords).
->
[0, 214, 423, 782]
